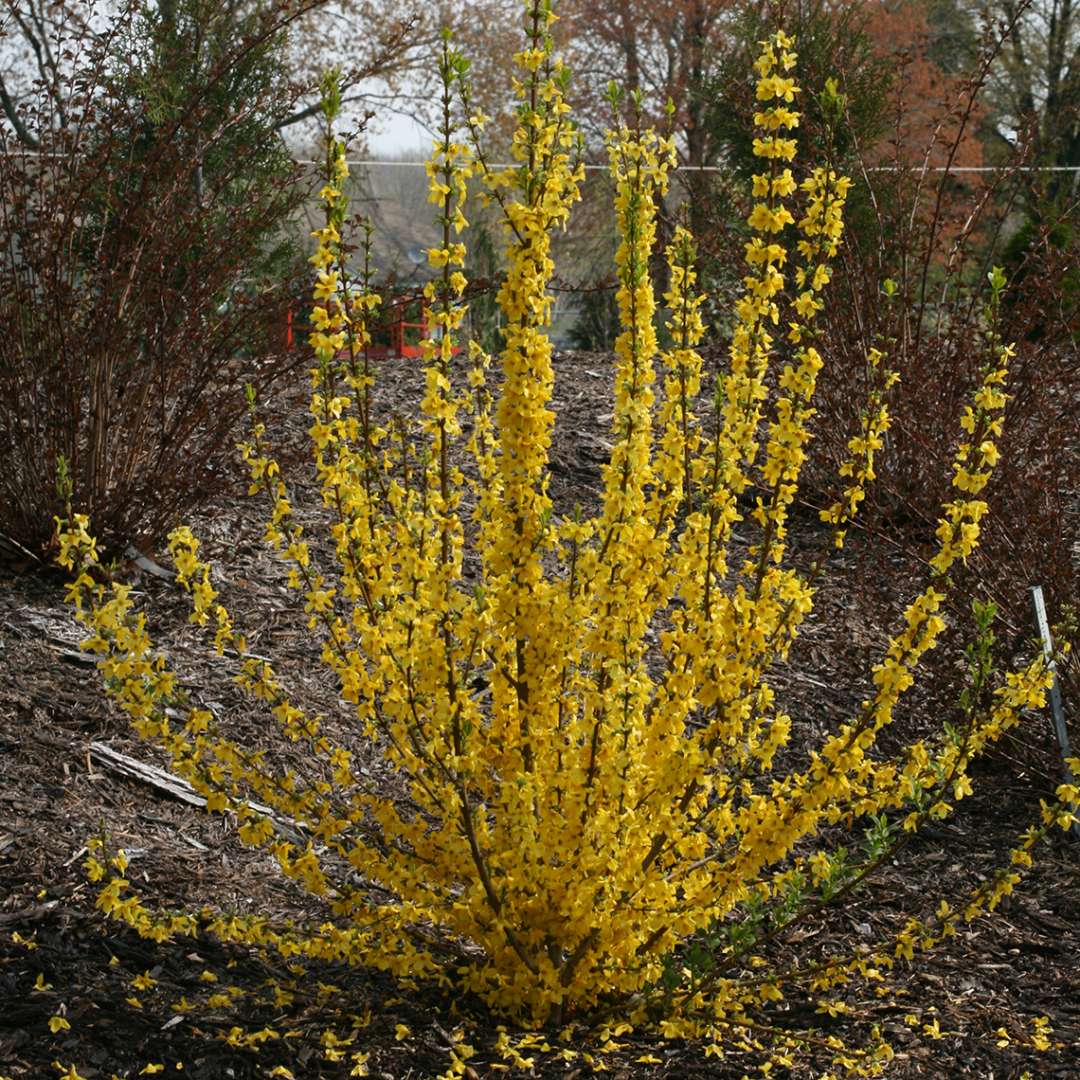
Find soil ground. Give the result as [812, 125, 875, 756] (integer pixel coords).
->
[1, 351, 1078, 1079]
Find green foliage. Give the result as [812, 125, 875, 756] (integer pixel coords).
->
[925, 0, 979, 74]
[704, 1, 892, 177]
[107, 0, 303, 297]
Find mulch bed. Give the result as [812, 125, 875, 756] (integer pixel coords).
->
[1, 350, 1077, 1078]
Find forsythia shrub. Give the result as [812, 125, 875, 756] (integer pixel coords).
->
[57, 0, 1080, 1067]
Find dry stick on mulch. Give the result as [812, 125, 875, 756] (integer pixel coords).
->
[88, 741, 305, 845]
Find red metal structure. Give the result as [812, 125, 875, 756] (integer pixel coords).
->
[377, 296, 430, 359]
[284, 293, 463, 359]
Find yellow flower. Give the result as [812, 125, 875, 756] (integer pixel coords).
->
[312, 270, 339, 301]
[1030, 1016, 1052, 1051]
[52, 1066, 86, 1080]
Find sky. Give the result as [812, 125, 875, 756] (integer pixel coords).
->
[344, 66, 438, 160]
[367, 111, 432, 158]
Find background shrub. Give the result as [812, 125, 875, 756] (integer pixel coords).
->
[0, 0, 309, 560]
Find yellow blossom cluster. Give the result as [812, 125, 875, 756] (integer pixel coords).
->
[820, 348, 899, 549]
[54, 5, 1060, 1057]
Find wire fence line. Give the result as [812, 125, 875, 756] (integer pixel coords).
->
[9, 149, 1078, 173]
[297, 158, 1080, 173]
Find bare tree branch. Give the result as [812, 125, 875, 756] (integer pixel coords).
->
[0, 69, 40, 147]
